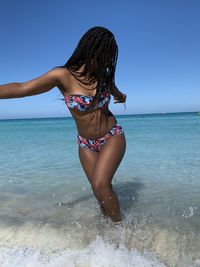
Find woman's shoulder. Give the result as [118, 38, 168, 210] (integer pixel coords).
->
[51, 66, 71, 96]
[51, 66, 70, 77]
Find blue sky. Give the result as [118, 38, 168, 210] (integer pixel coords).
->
[0, 0, 200, 119]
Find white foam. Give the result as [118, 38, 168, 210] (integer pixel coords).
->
[0, 235, 166, 267]
[0, 220, 200, 266]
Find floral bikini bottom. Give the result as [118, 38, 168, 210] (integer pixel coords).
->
[77, 123, 124, 152]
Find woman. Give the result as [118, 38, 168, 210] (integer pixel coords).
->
[0, 26, 127, 224]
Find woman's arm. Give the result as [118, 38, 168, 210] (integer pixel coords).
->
[110, 83, 127, 104]
[0, 68, 62, 99]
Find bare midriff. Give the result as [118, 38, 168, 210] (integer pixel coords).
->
[68, 106, 117, 139]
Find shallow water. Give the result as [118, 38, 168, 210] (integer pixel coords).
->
[0, 112, 200, 266]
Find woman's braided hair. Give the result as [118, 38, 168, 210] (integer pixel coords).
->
[59, 26, 118, 108]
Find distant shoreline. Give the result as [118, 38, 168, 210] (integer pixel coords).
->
[0, 110, 199, 121]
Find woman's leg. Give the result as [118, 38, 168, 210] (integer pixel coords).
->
[90, 132, 126, 223]
[78, 146, 108, 217]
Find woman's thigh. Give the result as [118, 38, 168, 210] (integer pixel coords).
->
[78, 146, 99, 184]
[92, 133, 126, 187]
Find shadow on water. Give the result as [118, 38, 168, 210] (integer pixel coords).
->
[113, 180, 144, 212]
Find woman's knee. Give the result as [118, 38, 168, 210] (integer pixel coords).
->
[91, 179, 112, 195]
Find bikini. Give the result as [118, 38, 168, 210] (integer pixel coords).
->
[64, 90, 124, 152]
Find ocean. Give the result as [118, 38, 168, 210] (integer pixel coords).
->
[0, 112, 199, 267]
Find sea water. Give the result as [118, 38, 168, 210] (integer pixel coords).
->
[0, 112, 200, 267]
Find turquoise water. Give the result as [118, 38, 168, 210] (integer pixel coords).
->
[0, 112, 200, 267]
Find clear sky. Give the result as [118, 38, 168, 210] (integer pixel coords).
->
[0, 0, 200, 119]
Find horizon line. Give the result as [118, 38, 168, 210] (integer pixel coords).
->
[0, 110, 200, 121]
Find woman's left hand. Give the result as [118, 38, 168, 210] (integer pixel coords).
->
[114, 93, 127, 104]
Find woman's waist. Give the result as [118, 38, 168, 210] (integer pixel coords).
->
[76, 115, 117, 139]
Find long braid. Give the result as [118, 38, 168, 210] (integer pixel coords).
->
[61, 26, 118, 105]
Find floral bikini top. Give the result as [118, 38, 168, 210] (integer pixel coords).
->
[64, 91, 111, 112]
